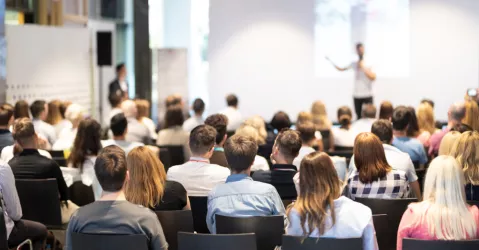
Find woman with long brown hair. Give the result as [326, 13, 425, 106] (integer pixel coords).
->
[47, 100, 72, 137]
[13, 100, 29, 119]
[125, 146, 190, 210]
[416, 102, 436, 146]
[348, 132, 409, 199]
[286, 152, 378, 250]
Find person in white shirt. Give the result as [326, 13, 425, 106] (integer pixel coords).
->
[220, 94, 243, 132]
[328, 43, 377, 119]
[102, 113, 144, 155]
[52, 104, 85, 150]
[167, 125, 230, 197]
[183, 98, 205, 132]
[135, 99, 157, 140]
[332, 106, 355, 148]
[30, 100, 57, 145]
[350, 104, 377, 139]
[106, 93, 124, 127]
[121, 100, 152, 145]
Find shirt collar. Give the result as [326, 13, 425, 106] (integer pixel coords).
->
[272, 164, 297, 171]
[226, 173, 252, 183]
[19, 149, 40, 156]
[214, 146, 224, 152]
[189, 157, 210, 163]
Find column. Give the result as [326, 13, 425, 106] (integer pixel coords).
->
[133, 0, 151, 102]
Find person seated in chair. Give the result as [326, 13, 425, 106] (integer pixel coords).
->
[206, 134, 285, 233]
[121, 100, 152, 145]
[183, 98, 205, 132]
[102, 113, 144, 155]
[30, 100, 57, 146]
[65, 145, 168, 250]
[252, 129, 301, 200]
[204, 114, 229, 168]
[167, 125, 230, 196]
[350, 104, 377, 139]
[0, 103, 14, 153]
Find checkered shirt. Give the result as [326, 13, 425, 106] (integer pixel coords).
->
[347, 169, 409, 200]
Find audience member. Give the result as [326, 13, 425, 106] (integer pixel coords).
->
[244, 115, 268, 143]
[235, 125, 270, 171]
[293, 122, 317, 169]
[65, 145, 168, 250]
[183, 98, 205, 132]
[167, 125, 230, 196]
[121, 100, 152, 145]
[270, 111, 292, 132]
[52, 103, 85, 150]
[429, 102, 465, 156]
[451, 123, 473, 133]
[0, 103, 14, 152]
[311, 101, 332, 130]
[350, 104, 377, 138]
[204, 114, 229, 168]
[13, 100, 29, 120]
[0, 160, 48, 250]
[378, 101, 393, 120]
[296, 111, 313, 125]
[286, 152, 378, 250]
[420, 99, 435, 108]
[125, 146, 190, 210]
[392, 106, 428, 165]
[349, 120, 422, 200]
[396, 156, 479, 250]
[450, 131, 479, 201]
[206, 135, 285, 233]
[157, 106, 191, 159]
[253, 129, 301, 199]
[107, 93, 123, 125]
[220, 94, 243, 132]
[135, 99, 157, 140]
[332, 106, 355, 148]
[30, 100, 56, 145]
[462, 99, 479, 131]
[406, 106, 420, 138]
[103, 113, 144, 154]
[9, 118, 77, 223]
[348, 132, 409, 199]
[47, 100, 71, 137]
[437, 131, 461, 156]
[416, 102, 436, 146]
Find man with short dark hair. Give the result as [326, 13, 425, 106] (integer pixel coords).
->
[429, 102, 466, 156]
[204, 114, 229, 168]
[350, 103, 377, 138]
[253, 129, 301, 199]
[167, 125, 230, 196]
[102, 113, 144, 154]
[30, 100, 56, 145]
[220, 94, 243, 132]
[65, 145, 168, 250]
[183, 98, 206, 132]
[392, 106, 428, 165]
[0, 103, 14, 152]
[206, 135, 285, 233]
[109, 63, 129, 99]
[106, 93, 123, 126]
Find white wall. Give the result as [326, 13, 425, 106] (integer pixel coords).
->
[209, 0, 479, 121]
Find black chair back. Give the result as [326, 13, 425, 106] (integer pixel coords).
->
[328, 150, 353, 159]
[159, 145, 185, 169]
[71, 233, 148, 250]
[334, 146, 354, 151]
[403, 238, 479, 250]
[15, 179, 62, 226]
[156, 210, 194, 250]
[159, 147, 172, 170]
[282, 199, 294, 208]
[372, 214, 390, 250]
[49, 150, 67, 166]
[178, 232, 257, 250]
[281, 235, 362, 250]
[69, 181, 95, 207]
[467, 200, 479, 207]
[415, 169, 427, 192]
[216, 215, 284, 250]
[0, 194, 9, 250]
[188, 196, 209, 233]
[319, 129, 331, 151]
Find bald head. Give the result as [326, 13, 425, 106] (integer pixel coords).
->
[121, 100, 137, 118]
[448, 102, 466, 122]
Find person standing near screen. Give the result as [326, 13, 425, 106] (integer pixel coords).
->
[328, 43, 377, 119]
[109, 63, 129, 99]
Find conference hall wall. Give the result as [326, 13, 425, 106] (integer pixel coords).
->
[208, 0, 479, 121]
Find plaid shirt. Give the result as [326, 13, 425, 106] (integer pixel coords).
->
[347, 169, 409, 200]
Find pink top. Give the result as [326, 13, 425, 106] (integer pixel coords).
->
[397, 202, 479, 250]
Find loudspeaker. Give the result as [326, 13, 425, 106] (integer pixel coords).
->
[96, 31, 112, 66]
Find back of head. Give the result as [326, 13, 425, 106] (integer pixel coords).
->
[270, 111, 291, 131]
[422, 155, 476, 240]
[30, 100, 46, 119]
[274, 129, 302, 161]
[417, 103, 436, 134]
[109, 93, 123, 108]
[65, 103, 85, 124]
[421, 99, 435, 108]
[311, 101, 331, 129]
[406, 106, 420, 137]
[379, 101, 393, 120]
[361, 104, 377, 119]
[371, 120, 393, 144]
[69, 118, 102, 170]
[125, 146, 166, 208]
[224, 135, 258, 173]
[121, 100, 137, 119]
[116, 63, 125, 75]
[165, 94, 183, 108]
[14, 100, 29, 119]
[462, 100, 479, 131]
[353, 132, 391, 183]
[46, 100, 62, 125]
[297, 111, 313, 124]
[95, 146, 127, 192]
[110, 113, 128, 137]
[226, 94, 238, 107]
[296, 122, 316, 145]
[392, 106, 411, 131]
[192, 98, 205, 115]
[0, 103, 14, 127]
[205, 114, 228, 145]
[189, 125, 217, 155]
[59, 101, 71, 119]
[235, 125, 263, 145]
[164, 106, 185, 128]
[292, 152, 341, 236]
[337, 106, 352, 128]
[12, 118, 36, 147]
[449, 102, 466, 122]
[243, 116, 267, 143]
[135, 99, 150, 119]
[450, 131, 479, 185]
[438, 131, 461, 156]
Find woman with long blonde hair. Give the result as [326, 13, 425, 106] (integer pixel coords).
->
[462, 99, 479, 131]
[311, 101, 332, 130]
[286, 152, 378, 250]
[125, 146, 190, 210]
[437, 131, 461, 156]
[243, 115, 267, 144]
[450, 131, 479, 201]
[397, 156, 479, 250]
[416, 102, 436, 146]
[135, 99, 157, 140]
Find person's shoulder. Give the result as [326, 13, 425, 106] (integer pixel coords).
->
[167, 164, 186, 175]
[251, 180, 278, 193]
[338, 196, 372, 217]
[390, 169, 408, 179]
[208, 163, 231, 174]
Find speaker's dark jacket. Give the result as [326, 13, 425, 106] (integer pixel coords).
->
[109, 79, 125, 97]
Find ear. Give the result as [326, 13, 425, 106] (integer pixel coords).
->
[125, 170, 130, 182]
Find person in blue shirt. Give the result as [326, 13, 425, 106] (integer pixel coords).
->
[206, 134, 285, 234]
[391, 106, 428, 166]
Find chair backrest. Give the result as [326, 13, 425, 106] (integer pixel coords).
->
[69, 181, 95, 207]
[334, 146, 354, 151]
[188, 196, 209, 233]
[281, 235, 362, 250]
[215, 215, 284, 250]
[415, 169, 427, 192]
[15, 179, 62, 226]
[467, 200, 479, 208]
[328, 150, 353, 159]
[403, 238, 479, 250]
[156, 210, 194, 250]
[178, 232, 257, 250]
[158, 147, 172, 170]
[160, 145, 185, 168]
[282, 199, 294, 208]
[0, 194, 9, 250]
[319, 129, 331, 150]
[372, 214, 390, 250]
[49, 150, 67, 166]
[71, 233, 148, 250]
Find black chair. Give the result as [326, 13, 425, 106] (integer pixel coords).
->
[69, 181, 95, 207]
[412, 161, 420, 169]
[334, 146, 354, 151]
[178, 232, 256, 250]
[49, 150, 67, 167]
[216, 215, 284, 250]
[158, 147, 172, 170]
[282, 235, 362, 250]
[159, 145, 185, 169]
[403, 238, 479, 250]
[282, 199, 294, 208]
[156, 210, 194, 250]
[415, 169, 427, 192]
[15, 179, 62, 227]
[188, 196, 209, 233]
[71, 233, 148, 250]
[467, 200, 479, 207]
[319, 129, 332, 151]
[328, 150, 353, 159]
[372, 214, 390, 250]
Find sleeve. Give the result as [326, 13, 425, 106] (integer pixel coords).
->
[406, 158, 418, 183]
[0, 164, 22, 221]
[362, 219, 379, 250]
[285, 209, 303, 236]
[396, 207, 415, 250]
[52, 163, 69, 201]
[65, 211, 79, 250]
[206, 192, 217, 234]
